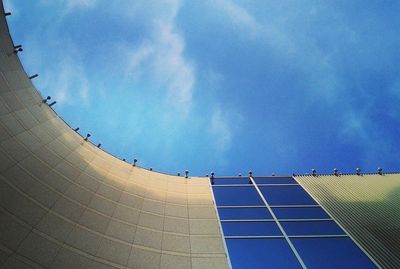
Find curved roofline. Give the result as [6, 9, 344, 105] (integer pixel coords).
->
[0, 1, 205, 178]
[3, 1, 397, 177]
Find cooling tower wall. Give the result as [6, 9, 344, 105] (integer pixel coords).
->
[0, 2, 229, 268]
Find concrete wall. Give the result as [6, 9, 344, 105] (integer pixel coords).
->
[296, 173, 400, 269]
[0, 2, 229, 268]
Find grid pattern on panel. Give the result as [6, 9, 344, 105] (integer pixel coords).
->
[210, 176, 378, 269]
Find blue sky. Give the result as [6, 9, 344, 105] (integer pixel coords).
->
[4, 0, 400, 176]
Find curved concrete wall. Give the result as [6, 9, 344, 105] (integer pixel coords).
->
[0, 2, 229, 269]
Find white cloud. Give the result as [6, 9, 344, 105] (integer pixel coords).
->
[34, 43, 91, 106]
[214, 0, 262, 34]
[209, 108, 234, 154]
[339, 108, 397, 168]
[44, 58, 90, 105]
[212, 0, 293, 51]
[121, 0, 195, 115]
[66, 0, 97, 9]
[341, 111, 368, 140]
[155, 21, 195, 108]
[127, 43, 153, 74]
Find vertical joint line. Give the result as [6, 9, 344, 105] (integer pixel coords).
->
[208, 177, 233, 269]
[249, 176, 308, 269]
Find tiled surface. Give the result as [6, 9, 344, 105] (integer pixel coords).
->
[0, 1, 229, 268]
[128, 248, 161, 269]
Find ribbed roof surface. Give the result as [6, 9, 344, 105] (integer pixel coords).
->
[296, 174, 400, 269]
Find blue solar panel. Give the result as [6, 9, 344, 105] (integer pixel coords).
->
[218, 207, 272, 220]
[253, 177, 297, 184]
[213, 177, 376, 269]
[213, 186, 264, 206]
[226, 238, 302, 269]
[222, 221, 281, 236]
[273, 207, 330, 219]
[292, 237, 377, 269]
[213, 177, 251, 185]
[281, 220, 345, 236]
[260, 185, 318, 205]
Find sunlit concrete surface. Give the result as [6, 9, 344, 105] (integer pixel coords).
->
[2, 0, 400, 268]
[0, 2, 229, 268]
[296, 173, 400, 269]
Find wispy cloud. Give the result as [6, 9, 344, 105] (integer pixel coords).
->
[212, 0, 293, 51]
[119, 0, 195, 115]
[126, 43, 153, 75]
[155, 21, 195, 108]
[65, 0, 97, 10]
[11, 0, 400, 174]
[34, 43, 91, 106]
[337, 96, 399, 168]
[209, 106, 243, 154]
[340, 110, 368, 140]
[44, 59, 90, 105]
[210, 108, 232, 153]
[214, 0, 262, 34]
